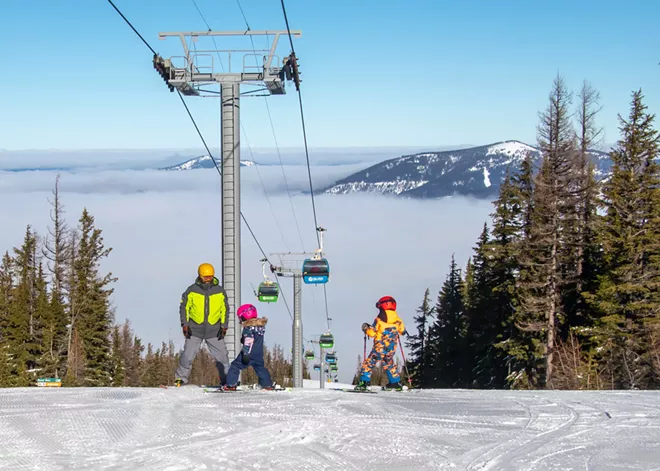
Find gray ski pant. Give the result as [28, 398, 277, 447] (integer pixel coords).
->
[175, 336, 230, 384]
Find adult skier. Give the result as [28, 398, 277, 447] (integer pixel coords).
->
[174, 263, 230, 386]
[355, 295, 406, 391]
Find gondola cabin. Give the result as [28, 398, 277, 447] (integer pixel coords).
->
[302, 258, 330, 284]
[313, 364, 321, 371]
[319, 333, 334, 349]
[257, 281, 278, 302]
[304, 350, 315, 361]
[325, 352, 337, 364]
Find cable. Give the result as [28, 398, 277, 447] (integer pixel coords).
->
[107, 0, 156, 55]
[279, 0, 331, 331]
[241, 125, 290, 251]
[235, 0, 251, 30]
[235, 1, 307, 252]
[191, 0, 211, 30]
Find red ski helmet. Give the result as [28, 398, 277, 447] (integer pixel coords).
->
[376, 296, 396, 311]
[237, 303, 258, 321]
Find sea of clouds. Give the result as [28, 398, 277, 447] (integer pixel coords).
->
[0, 148, 493, 383]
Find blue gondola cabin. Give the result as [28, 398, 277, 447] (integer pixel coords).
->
[302, 258, 330, 284]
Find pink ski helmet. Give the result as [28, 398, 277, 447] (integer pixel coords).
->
[237, 303, 258, 321]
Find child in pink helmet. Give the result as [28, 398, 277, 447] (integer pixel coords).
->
[223, 304, 274, 390]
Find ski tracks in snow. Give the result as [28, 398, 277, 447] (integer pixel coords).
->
[0, 387, 659, 469]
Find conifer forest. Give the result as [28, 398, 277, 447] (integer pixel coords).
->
[0, 176, 306, 387]
[404, 79, 660, 390]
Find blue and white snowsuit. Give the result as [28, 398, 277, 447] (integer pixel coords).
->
[225, 317, 273, 387]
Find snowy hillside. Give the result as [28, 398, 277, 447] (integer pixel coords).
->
[320, 140, 611, 199]
[1, 383, 658, 470]
[160, 155, 256, 171]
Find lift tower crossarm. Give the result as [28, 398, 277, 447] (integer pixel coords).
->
[158, 30, 302, 71]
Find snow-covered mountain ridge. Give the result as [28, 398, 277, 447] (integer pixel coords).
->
[160, 155, 255, 170]
[320, 140, 611, 199]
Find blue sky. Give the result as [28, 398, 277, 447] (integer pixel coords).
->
[1, 0, 658, 151]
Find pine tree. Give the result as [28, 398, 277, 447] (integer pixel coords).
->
[41, 175, 71, 377]
[9, 226, 40, 386]
[515, 75, 579, 388]
[0, 253, 13, 387]
[35, 262, 56, 377]
[488, 169, 525, 387]
[72, 209, 117, 386]
[405, 288, 433, 388]
[427, 255, 467, 387]
[110, 324, 125, 386]
[585, 89, 660, 389]
[465, 223, 509, 388]
[563, 81, 604, 332]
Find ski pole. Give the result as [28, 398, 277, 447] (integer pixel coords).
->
[397, 334, 413, 387]
[363, 334, 367, 360]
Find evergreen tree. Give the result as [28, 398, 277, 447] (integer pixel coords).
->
[465, 223, 508, 388]
[41, 175, 71, 377]
[0, 253, 13, 387]
[562, 81, 604, 332]
[488, 170, 525, 387]
[515, 75, 579, 388]
[585, 89, 660, 389]
[427, 255, 467, 387]
[72, 209, 117, 386]
[35, 262, 56, 377]
[9, 226, 40, 386]
[110, 324, 125, 386]
[405, 288, 433, 388]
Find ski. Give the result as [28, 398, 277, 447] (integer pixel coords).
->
[380, 385, 415, 392]
[203, 385, 291, 393]
[337, 388, 378, 394]
[159, 384, 219, 389]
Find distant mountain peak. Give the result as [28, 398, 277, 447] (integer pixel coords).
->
[160, 155, 255, 171]
[320, 140, 610, 199]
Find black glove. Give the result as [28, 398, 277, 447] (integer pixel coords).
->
[182, 325, 191, 339]
[218, 327, 227, 339]
[241, 351, 250, 365]
[361, 323, 370, 333]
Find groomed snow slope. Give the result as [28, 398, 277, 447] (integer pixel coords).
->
[0, 385, 658, 470]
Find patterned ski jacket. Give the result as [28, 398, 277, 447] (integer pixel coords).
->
[365, 309, 405, 342]
[179, 276, 229, 339]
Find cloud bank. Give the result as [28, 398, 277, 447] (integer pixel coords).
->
[0, 165, 493, 383]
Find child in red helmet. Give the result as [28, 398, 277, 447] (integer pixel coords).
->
[222, 304, 274, 390]
[355, 296, 406, 391]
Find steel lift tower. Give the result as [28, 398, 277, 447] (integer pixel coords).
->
[154, 30, 301, 361]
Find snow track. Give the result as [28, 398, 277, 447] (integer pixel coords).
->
[0, 387, 658, 470]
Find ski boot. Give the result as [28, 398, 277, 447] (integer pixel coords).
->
[383, 382, 404, 391]
[354, 380, 370, 391]
[222, 384, 238, 391]
[174, 379, 184, 387]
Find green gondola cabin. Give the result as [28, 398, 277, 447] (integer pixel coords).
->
[257, 281, 279, 302]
